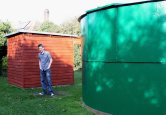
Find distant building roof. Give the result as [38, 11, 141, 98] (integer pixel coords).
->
[5, 30, 78, 38]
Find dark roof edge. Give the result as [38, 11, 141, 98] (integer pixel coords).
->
[78, 0, 165, 22]
[5, 30, 78, 38]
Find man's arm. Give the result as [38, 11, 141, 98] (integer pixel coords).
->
[39, 60, 41, 69]
[47, 52, 53, 69]
[48, 58, 53, 69]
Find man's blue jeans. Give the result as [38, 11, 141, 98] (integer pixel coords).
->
[40, 69, 54, 94]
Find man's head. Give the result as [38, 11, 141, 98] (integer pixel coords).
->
[38, 44, 44, 53]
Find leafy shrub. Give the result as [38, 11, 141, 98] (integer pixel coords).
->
[2, 56, 7, 69]
[74, 45, 82, 70]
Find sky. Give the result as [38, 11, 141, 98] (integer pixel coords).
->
[0, 0, 145, 28]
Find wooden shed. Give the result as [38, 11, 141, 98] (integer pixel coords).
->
[5, 30, 80, 88]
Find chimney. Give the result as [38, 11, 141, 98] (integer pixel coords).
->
[44, 9, 49, 22]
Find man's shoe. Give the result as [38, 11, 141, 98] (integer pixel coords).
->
[50, 93, 54, 96]
[38, 92, 45, 96]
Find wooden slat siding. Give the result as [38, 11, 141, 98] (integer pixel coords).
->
[8, 78, 22, 84]
[8, 81, 24, 88]
[53, 82, 73, 85]
[8, 33, 75, 88]
[7, 34, 24, 87]
[73, 37, 82, 45]
[23, 83, 41, 87]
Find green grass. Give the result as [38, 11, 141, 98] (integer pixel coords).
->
[0, 70, 95, 115]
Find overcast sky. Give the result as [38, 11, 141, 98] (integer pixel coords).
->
[0, 0, 148, 27]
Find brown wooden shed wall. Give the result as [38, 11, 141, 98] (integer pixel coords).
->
[7, 33, 75, 88]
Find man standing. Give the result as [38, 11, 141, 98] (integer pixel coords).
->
[38, 44, 54, 96]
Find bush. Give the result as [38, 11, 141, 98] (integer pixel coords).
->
[0, 56, 7, 76]
[2, 56, 7, 69]
[74, 45, 82, 70]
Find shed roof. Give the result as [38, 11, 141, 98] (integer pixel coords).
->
[5, 30, 78, 38]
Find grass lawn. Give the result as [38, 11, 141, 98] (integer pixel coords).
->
[0, 70, 95, 115]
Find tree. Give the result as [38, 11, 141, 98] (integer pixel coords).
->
[59, 17, 81, 36]
[0, 21, 13, 46]
[37, 21, 60, 33]
[74, 44, 82, 70]
[36, 17, 81, 36]
[0, 21, 13, 76]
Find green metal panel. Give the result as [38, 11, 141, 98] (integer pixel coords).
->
[80, 0, 166, 115]
[81, 17, 87, 61]
[82, 8, 117, 62]
[83, 62, 166, 115]
[117, 2, 166, 62]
